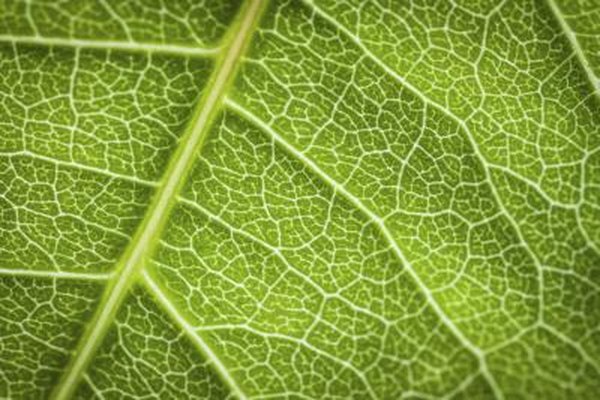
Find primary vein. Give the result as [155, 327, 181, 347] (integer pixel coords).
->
[50, 1, 265, 398]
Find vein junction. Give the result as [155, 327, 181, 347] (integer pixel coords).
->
[49, 1, 266, 398]
[1, 0, 599, 398]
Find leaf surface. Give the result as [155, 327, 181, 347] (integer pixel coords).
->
[1, 0, 599, 399]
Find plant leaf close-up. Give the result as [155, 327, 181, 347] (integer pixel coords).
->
[1, 0, 599, 399]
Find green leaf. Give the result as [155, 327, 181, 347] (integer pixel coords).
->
[1, 0, 599, 398]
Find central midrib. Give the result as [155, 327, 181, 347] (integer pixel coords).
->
[50, 1, 266, 398]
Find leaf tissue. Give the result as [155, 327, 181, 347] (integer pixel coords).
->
[0, 0, 599, 399]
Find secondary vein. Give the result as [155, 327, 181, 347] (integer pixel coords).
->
[142, 271, 248, 400]
[0, 34, 219, 57]
[545, 0, 600, 99]
[226, 98, 503, 398]
[0, 268, 113, 281]
[50, 1, 266, 398]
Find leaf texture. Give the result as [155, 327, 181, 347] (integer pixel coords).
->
[0, 0, 599, 399]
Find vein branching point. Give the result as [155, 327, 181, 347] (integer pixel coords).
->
[50, 1, 266, 398]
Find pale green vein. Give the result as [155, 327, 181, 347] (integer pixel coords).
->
[0, 268, 113, 281]
[539, 322, 600, 374]
[98, 0, 134, 43]
[196, 323, 377, 399]
[176, 196, 391, 326]
[0, 34, 219, 57]
[225, 98, 502, 399]
[2, 195, 132, 242]
[545, 0, 600, 98]
[300, 0, 586, 212]
[141, 270, 247, 400]
[49, 1, 266, 398]
[303, 0, 600, 376]
[2, 151, 159, 187]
